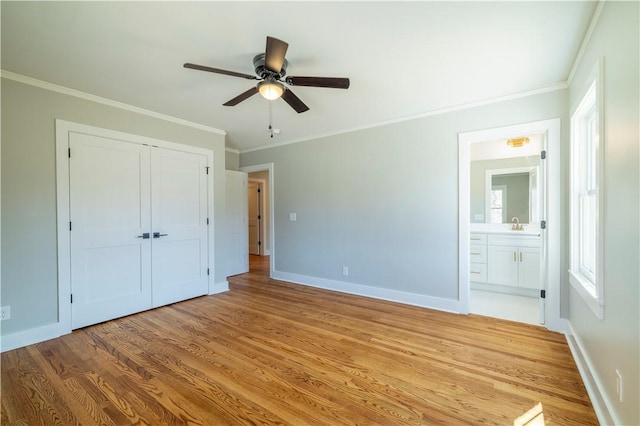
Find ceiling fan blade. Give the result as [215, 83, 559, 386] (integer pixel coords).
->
[184, 63, 257, 80]
[286, 76, 350, 89]
[265, 36, 289, 73]
[223, 87, 259, 106]
[281, 89, 309, 113]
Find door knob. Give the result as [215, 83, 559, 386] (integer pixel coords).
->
[153, 232, 168, 238]
[136, 233, 150, 239]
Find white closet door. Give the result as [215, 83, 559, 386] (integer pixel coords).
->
[225, 170, 249, 276]
[151, 147, 208, 307]
[70, 133, 152, 329]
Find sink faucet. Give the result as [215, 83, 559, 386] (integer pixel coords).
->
[511, 216, 524, 231]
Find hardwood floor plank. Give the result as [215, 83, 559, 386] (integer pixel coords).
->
[2, 256, 597, 425]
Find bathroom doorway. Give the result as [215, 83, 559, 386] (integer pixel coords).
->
[458, 118, 563, 332]
[471, 137, 543, 325]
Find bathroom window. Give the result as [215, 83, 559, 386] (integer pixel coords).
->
[490, 186, 507, 223]
[569, 61, 604, 319]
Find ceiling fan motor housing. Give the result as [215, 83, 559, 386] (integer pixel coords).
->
[253, 53, 288, 79]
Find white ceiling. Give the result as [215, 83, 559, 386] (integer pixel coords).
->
[1, 1, 597, 152]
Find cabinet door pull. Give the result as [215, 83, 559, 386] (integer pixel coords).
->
[471, 252, 481, 255]
[513, 252, 517, 262]
[520, 252, 523, 262]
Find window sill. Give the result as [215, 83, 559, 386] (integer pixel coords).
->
[569, 270, 604, 319]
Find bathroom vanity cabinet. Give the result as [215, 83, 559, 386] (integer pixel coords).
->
[470, 232, 540, 293]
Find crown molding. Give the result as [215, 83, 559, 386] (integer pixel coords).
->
[567, 1, 606, 85]
[225, 147, 240, 154]
[1, 70, 227, 136]
[240, 81, 568, 154]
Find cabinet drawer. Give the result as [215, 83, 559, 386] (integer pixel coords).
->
[470, 233, 487, 244]
[470, 244, 487, 263]
[488, 234, 540, 247]
[469, 262, 487, 282]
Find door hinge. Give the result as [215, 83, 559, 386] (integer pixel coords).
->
[207, 268, 210, 276]
[258, 188, 261, 193]
[540, 220, 546, 229]
[258, 215, 261, 220]
[206, 218, 209, 225]
[540, 289, 546, 299]
[69, 221, 72, 231]
[68, 148, 71, 158]
[70, 294, 73, 304]
[541, 150, 547, 160]
[258, 241, 261, 246]
[205, 166, 209, 175]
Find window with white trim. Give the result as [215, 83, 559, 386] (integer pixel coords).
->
[490, 186, 507, 224]
[569, 64, 604, 319]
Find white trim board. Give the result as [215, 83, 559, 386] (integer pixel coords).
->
[458, 118, 563, 332]
[0, 321, 68, 353]
[210, 281, 230, 295]
[240, 83, 568, 154]
[1, 70, 226, 136]
[273, 271, 461, 314]
[565, 322, 618, 425]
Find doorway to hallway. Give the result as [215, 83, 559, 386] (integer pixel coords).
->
[248, 180, 262, 255]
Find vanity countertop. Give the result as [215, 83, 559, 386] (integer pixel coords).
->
[470, 223, 541, 236]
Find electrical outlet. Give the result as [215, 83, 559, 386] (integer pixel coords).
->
[0, 306, 10, 321]
[615, 369, 623, 402]
[342, 266, 349, 276]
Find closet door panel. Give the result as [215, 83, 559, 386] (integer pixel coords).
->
[69, 133, 152, 329]
[151, 147, 208, 307]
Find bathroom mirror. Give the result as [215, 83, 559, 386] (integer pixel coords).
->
[485, 166, 539, 224]
[469, 157, 540, 224]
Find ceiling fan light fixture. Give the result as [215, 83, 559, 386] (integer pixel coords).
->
[506, 137, 530, 148]
[258, 79, 285, 100]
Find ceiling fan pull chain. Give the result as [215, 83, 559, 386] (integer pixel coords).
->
[268, 100, 274, 138]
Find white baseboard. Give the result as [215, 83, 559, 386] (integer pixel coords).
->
[565, 321, 618, 425]
[1, 321, 69, 353]
[209, 281, 229, 295]
[272, 270, 461, 314]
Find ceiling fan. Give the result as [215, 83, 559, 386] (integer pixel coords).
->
[184, 36, 350, 113]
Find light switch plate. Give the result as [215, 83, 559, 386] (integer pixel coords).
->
[289, 212, 297, 221]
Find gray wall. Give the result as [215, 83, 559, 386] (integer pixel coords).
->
[241, 89, 567, 300]
[567, 2, 639, 424]
[225, 149, 240, 170]
[1, 78, 227, 336]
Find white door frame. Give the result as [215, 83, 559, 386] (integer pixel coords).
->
[458, 118, 564, 332]
[55, 119, 215, 333]
[240, 163, 275, 278]
[248, 177, 268, 255]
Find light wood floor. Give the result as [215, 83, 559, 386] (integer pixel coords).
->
[2, 255, 597, 425]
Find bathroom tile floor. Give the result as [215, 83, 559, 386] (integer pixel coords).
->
[470, 289, 541, 326]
